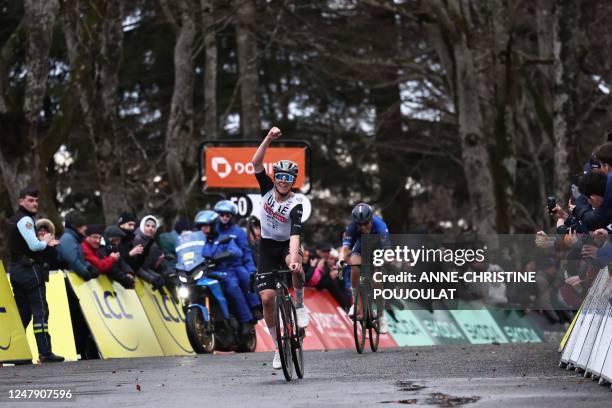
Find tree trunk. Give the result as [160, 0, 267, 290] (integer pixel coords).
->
[0, 0, 59, 215]
[163, 0, 196, 213]
[552, 0, 579, 201]
[97, 0, 129, 223]
[62, 0, 129, 224]
[202, 0, 219, 140]
[235, 0, 261, 138]
[429, 0, 498, 236]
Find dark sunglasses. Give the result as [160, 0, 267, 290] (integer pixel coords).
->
[274, 173, 295, 183]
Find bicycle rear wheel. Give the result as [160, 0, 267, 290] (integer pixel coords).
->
[368, 292, 380, 352]
[289, 300, 304, 379]
[275, 293, 293, 381]
[353, 285, 366, 354]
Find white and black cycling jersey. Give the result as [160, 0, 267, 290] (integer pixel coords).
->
[255, 170, 303, 241]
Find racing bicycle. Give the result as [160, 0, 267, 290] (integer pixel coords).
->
[257, 269, 305, 381]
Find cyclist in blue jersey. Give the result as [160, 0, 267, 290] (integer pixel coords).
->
[338, 203, 390, 333]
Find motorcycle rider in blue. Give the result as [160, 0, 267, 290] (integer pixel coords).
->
[214, 200, 263, 320]
[196, 210, 254, 336]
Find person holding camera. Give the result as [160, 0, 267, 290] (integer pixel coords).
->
[6, 187, 64, 363]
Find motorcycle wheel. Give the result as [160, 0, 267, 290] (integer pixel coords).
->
[185, 307, 215, 353]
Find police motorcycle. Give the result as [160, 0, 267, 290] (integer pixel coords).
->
[175, 216, 257, 353]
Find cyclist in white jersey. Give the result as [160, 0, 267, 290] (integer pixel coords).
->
[251, 126, 309, 370]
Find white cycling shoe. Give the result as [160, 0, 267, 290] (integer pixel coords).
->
[296, 306, 309, 328]
[379, 315, 389, 334]
[348, 304, 355, 318]
[272, 350, 282, 370]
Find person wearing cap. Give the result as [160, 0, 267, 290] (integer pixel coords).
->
[35, 218, 63, 270]
[101, 226, 136, 289]
[82, 224, 119, 276]
[59, 211, 99, 281]
[6, 187, 64, 363]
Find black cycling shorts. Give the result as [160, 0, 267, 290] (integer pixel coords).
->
[256, 238, 302, 292]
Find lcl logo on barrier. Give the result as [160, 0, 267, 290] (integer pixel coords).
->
[93, 291, 134, 320]
[153, 295, 185, 323]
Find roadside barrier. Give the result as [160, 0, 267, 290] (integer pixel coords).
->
[25, 271, 78, 362]
[1, 260, 549, 364]
[66, 272, 165, 359]
[559, 266, 612, 386]
[0, 262, 32, 363]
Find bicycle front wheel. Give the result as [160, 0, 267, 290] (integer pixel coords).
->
[289, 300, 304, 379]
[275, 294, 293, 381]
[353, 285, 366, 354]
[368, 292, 380, 352]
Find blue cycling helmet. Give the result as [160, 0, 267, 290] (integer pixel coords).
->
[194, 210, 220, 227]
[351, 203, 373, 225]
[214, 200, 237, 216]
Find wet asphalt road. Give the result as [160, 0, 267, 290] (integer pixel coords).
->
[0, 343, 610, 407]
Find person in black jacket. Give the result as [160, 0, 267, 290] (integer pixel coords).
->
[102, 226, 136, 289]
[6, 187, 64, 363]
[130, 215, 175, 295]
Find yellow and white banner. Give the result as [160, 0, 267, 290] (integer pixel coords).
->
[66, 272, 163, 359]
[0, 261, 32, 363]
[134, 280, 194, 356]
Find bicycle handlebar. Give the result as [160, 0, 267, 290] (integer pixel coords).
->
[257, 269, 292, 277]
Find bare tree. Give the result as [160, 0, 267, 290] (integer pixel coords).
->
[552, 0, 580, 201]
[161, 0, 197, 213]
[235, 0, 261, 138]
[202, 0, 219, 140]
[62, 0, 129, 223]
[0, 0, 59, 216]
[428, 0, 498, 236]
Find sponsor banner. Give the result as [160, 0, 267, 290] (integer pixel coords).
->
[386, 309, 435, 346]
[488, 310, 542, 343]
[411, 309, 467, 345]
[24, 272, 78, 363]
[335, 303, 398, 348]
[135, 279, 194, 356]
[205, 146, 306, 189]
[450, 308, 508, 344]
[66, 272, 163, 359]
[560, 268, 607, 364]
[303, 289, 353, 350]
[0, 262, 32, 363]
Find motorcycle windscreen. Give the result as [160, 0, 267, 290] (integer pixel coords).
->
[175, 231, 206, 272]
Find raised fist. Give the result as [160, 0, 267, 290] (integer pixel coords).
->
[267, 127, 282, 140]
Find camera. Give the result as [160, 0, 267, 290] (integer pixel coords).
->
[546, 195, 556, 213]
[107, 244, 117, 253]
